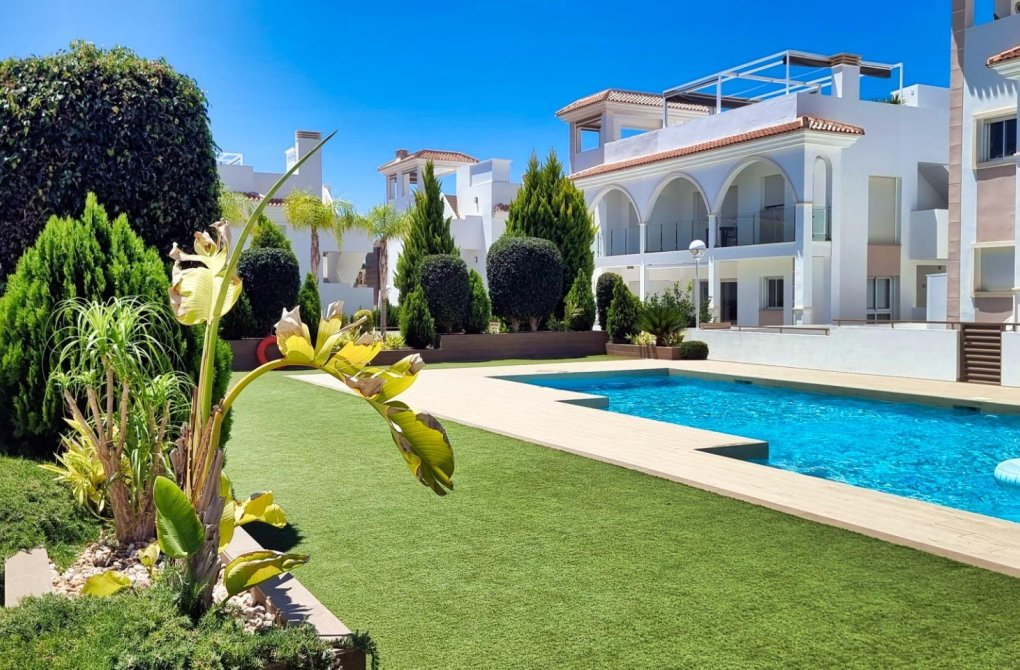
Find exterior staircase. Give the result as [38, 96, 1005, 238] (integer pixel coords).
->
[960, 323, 1002, 385]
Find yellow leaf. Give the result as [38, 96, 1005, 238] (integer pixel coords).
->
[223, 550, 308, 597]
[138, 542, 159, 569]
[82, 570, 131, 597]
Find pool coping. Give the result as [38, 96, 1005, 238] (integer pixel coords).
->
[296, 359, 1020, 577]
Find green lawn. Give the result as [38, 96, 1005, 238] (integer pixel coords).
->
[226, 371, 1020, 670]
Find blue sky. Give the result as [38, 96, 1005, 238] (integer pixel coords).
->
[1, 0, 955, 209]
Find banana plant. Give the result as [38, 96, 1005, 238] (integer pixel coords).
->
[159, 131, 454, 612]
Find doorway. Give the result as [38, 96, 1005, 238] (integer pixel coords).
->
[720, 281, 738, 323]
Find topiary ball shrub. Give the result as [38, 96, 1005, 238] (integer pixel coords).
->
[466, 269, 492, 334]
[400, 286, 436, 349]
[219, 292, 257, 340]
[679, 340, 709, 360]
[596, 272, 623, 331]
[0, 42, 220, 279]
[607, 281, 641, 344]
[564, 274, 596, 331]
[0, 194, 230, 454]
[418, 254, 469, 334]
[297, 273, 321, 342]
[354, 309, 375, 333]
[236, 248, 301, 336]
[487, 236, 563, 332]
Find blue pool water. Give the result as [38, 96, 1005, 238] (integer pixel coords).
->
[520, 372, 1020, 522]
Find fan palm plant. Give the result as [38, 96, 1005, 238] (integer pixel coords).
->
[282, 190, 358, 284]
[359, 204, 410, 334]
[637, 302, 685, 347]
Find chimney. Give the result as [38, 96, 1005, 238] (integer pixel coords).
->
[830, 53, 862, 100]
[395, 149, 409, 159]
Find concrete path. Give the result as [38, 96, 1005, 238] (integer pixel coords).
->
[297, 359, 1020, 577]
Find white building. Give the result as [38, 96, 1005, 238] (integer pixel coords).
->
[377, 149, 519, 304]
[560, 51, 950, 326]
[217, 130, 376, 311]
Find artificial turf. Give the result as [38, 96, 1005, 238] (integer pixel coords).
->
[226, 371, 1020, 670]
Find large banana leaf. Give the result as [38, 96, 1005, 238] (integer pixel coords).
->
[153, 475, 204, 558]
[371, 400, 454, 495]
[235, 491, 287, 528]
[223, 550, 309, 598]
[82, 570, 131, 597]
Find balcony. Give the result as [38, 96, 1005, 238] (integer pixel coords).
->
[717, 206, 794, 247]
[908, 209, 949, 261]
[646, 219, 710, 253]
[812, 206, 831, 241]
[597, 227, 640, 257]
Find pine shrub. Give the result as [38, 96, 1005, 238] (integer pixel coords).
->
[487, 236, 563, 332]
[0, 42, 219, 278]
[297, 273, 321, 342]
[251, 214, 293, 253]
[596, 272, 623, 331]
[236, 248, 301, 336]
[607, 281, 641, 344]
[466, 269, 492, 334]
[564, 274, 596, 331]
[418, 254, 470, 334]
[394, 161, 457, 302]
[400, 286, 436, 349]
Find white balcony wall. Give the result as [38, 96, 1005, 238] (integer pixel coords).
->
[909, 209, 949, 260]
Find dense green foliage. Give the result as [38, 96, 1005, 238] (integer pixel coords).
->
[228, 372, 1020, 670]
[638, 302, 685, 346]
[487, 236, 563, 331]
[0, 582, 343, 669]
[0, 195, 229, 453]
[399, 286, 436, 349]
[564, 275, 596, 331]
[679, 340, 709, 360]
[0, 42, 219, 278]
[0, 453, 99, 603]
[219, 292, 257, 340]
[418, 255, 470, 333]
[505, 151, 595, 316]
[607, 281, 641, 344]
[595, 273, 623, 331]
[354, 309, 376, 333]
[394, 162, 457, 303]
[251, 215, 294, 253]
[466, 269, 492, 334]
[297, 273, 321, 342]
[646, 281, 712, 330]
[236, 248, 301, 336]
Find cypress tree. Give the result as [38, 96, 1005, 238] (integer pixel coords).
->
[394, 161, 457, 303]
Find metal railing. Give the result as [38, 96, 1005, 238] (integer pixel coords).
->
[645, 218, 710, 253]
[701, 323, 831, 335]
[812, 206, 831, 241]
[834, 319, 1020, 332]
[597, 227, 640, 257]
[717, 206, 793, 247]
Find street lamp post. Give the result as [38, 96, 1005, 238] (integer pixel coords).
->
[689, 239, 706, 330]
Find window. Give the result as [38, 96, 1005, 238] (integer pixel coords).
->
[867, 277, 895, 321]
[580, 128, 600, 151]
[762, 277, 784, 310]
[867, 176, 898, 243]
[976, 246, 1015, 292]
[984, 116, 1017, 162]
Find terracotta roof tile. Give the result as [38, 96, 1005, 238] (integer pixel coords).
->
[570, 116, 864, 180]
[492, 202, 510, 214]
[378, 149, 478, 171]
[988, 45, 1020, 67]
[240, 191, 285, 206]
[445, 195, 459, 218]
[556, 88, 711, 117]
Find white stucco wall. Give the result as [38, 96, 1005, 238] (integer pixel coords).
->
[1002, 330, 1020, 387]
[693, 326, 959, 381]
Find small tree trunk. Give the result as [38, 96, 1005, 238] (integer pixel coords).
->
[310, 229, 321, 284]
[378, 240, 388, 335]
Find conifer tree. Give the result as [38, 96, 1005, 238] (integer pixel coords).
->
[394, 161, 457, 303]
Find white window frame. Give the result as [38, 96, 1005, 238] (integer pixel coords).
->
[980, 113, 1018, 163]
[973, 244, 1016, 295]
[761, 276, 784, 310]
[866, 277, 895, 322]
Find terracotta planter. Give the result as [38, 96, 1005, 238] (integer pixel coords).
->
[371, 331, 609, 365]
[605, 343, 685, 360]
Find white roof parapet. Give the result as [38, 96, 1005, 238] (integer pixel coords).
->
[216, 152, 244, 166]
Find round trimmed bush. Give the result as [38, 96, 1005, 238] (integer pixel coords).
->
[596, 272, 623, 331]
[399, 286, 436, 349]
[487, 236, 563, 332]
[607, 281, 640, 344]
[564, 274, 596, 331]
[0, 194, 231, 454]
[418, 255, 470, 334]
[236, 248, 301, 336]
[679, 340, 709, 360]
[354, 309, 375, 332]
[0, 42, 220, 278]
[466, 269, 492, 334]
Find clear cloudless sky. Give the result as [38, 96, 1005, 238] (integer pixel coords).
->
[0, 0, 961, 209]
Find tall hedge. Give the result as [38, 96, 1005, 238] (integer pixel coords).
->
[0, 195, 231, 454]
[394, 162, 457, 303]
[596, 273, 623, 331]
[486, 236, 563, 332]
[564, 275, 596, 331]
[418, 255, 469, 334]
[607, 281, 641, 344]
[466, 269, 492, 334]
[400, 286, 436, 349]
[0, 42, 220, 278]
[236, 248, 301, 336]
[251, 215, 293, 254]
[296, 273, 321, 343]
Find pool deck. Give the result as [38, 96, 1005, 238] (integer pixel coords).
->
[298, 359, 1020, 577]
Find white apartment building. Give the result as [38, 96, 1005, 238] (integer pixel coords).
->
[377, 149, 520, 304]
[560, 51, 950, 326]
[217, 130, 376, 311]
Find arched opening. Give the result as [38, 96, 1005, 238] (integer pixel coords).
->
[714, 159, 796, 247]
[646, 175, 711, 253]
[811, 156, 832, 241]
[590, 187, 640, 256]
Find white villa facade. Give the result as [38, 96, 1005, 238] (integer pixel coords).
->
[217, 130, 377, 311]
[377, 149, 519, 304]
[561, 52, 950, 326]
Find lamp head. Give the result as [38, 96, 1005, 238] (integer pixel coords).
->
[688, 239, 706, 259]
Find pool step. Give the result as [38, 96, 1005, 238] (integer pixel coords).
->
[959, 323, 1002, 385]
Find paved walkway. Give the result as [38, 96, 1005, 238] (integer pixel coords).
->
[298, 359, 1020, 577]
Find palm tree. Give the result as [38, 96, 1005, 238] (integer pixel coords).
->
[282, 190, 357, 284]
[360, 204, 410, 334]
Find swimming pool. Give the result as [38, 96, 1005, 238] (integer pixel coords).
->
[520, 371, 1020, 522]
